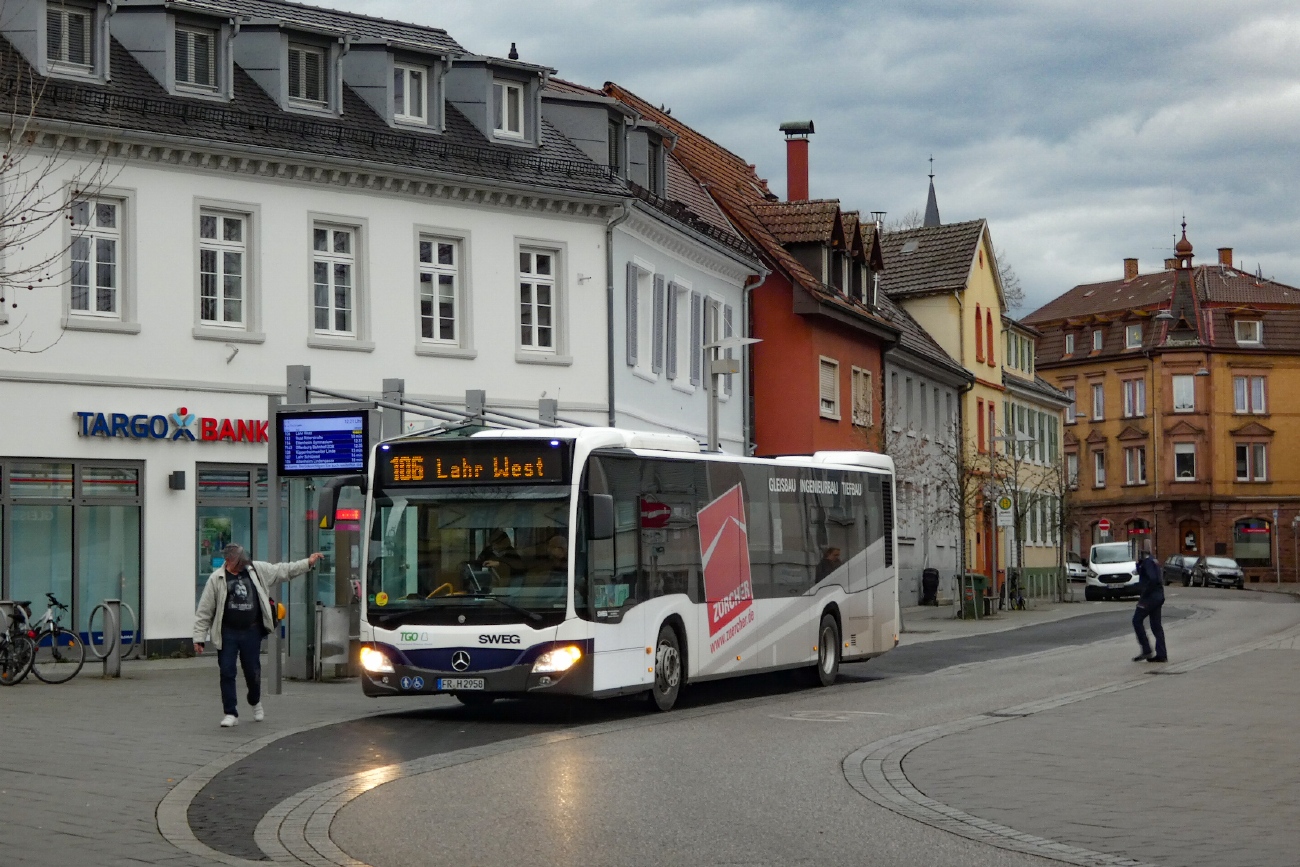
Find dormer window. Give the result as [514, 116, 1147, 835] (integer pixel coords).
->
[1235, 320, 1262, 345]
[493, 80, 524, 139]
[1092, 328, 1103, 351]
[1125, 322, 1142, 349]
[47, 3, 93, 70]
[1064, 332, 1075, 355]
[175, 25, 217, 90]
[607, 119, 623, 175]
[288, 43, 327, 105]
[394, 63, 426, 123]
[647, 139, 663, 196]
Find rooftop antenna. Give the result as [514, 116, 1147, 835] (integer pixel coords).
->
[928, 154, 934, 181]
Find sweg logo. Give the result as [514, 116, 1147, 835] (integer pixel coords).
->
[479, 634, 521, 644]
[75, 407, 269, 443]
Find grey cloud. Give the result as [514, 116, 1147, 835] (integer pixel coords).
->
[331, 0, 1300, 310]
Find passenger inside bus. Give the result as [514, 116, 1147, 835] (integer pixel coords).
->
[520, 535, 567, 588]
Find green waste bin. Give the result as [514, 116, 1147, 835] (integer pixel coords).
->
[959, 573, 988, 619]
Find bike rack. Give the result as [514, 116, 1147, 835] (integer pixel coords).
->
[87, 599, 140, 677]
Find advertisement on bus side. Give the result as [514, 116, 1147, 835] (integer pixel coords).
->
[698, 483, 755, 650]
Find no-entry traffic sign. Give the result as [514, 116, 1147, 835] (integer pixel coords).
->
[1098, 518, 1112, 532]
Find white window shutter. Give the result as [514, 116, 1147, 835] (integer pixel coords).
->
[625, 262, 639, 367]
[722, 303, 734, 395]
[666, 284, 678, 380]
[689, 291, 703, 386]
[652, 275, 666, 374]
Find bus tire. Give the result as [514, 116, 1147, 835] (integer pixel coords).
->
[648, 623, 683, 712]
[814, 613, 841, 687]
[454, 692, 496, 707]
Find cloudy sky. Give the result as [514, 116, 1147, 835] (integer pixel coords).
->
[329, 0, 1300, 314]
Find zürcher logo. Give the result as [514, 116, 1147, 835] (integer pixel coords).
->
[697, 484, 754, 642]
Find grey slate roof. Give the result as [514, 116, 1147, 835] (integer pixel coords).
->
[1005, 370, 1071, 404]
[877, 292, 971, 384]
[2, 35, 626, 198]
[878, 220, 985, 298]
[170, 0, 464, 53]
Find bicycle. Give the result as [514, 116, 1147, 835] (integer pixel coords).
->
[23, 593, 86, 684]
[0, 603, 35, 685]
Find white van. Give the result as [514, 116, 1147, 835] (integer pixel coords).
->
[1085, 542, 1139, 601]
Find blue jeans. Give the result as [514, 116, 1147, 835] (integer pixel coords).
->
[218, 626, 263, 716]
[1133, 600, 1166, 659]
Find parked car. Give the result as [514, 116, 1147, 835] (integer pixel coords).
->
[1192, 556, 1245, 589]
[1066, 551, 1088, 582]
[1163, 555, 1199, 586]
[1084, 542, 1139, 601]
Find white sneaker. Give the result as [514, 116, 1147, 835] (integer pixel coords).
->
[252, 703, 264, 722]
[220, 714, 238, 728]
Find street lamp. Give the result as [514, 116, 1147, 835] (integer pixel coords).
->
[702, 335, 761, 452]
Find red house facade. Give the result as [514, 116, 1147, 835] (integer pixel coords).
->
[605, 87, 896, 455]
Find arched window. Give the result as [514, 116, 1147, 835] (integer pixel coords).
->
[986, 310, 995, 367]
[975, 304, 984, 362]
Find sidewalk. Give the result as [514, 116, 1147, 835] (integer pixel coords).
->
[900, 592, 1095, 646]
[900, 638, 1300, 867]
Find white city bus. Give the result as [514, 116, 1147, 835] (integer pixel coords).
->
[342, 428, 898, 711]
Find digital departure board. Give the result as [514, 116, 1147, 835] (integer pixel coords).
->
[277, 411, 369, 476]
[378, 439, 570, 487]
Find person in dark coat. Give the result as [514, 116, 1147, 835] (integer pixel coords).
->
[1133, 550, 1167, 662]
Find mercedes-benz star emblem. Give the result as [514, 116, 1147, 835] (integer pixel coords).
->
[451, 651, 471, 672]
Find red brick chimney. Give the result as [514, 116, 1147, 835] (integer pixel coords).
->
[1218, 247, 1233, 267]
[1124, 258, 1138, 281]
[780, 121, 814, 202]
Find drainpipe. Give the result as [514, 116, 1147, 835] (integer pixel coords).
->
[743, 264, 771, 455]
[105, 1, 118, 82]
[605, 198, 634, 427]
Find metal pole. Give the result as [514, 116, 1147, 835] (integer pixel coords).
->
[381, 379, 405, 439]
[267, 393, 283, 695]
[1274, 508, 1281, 585]
[707, 351, 719, 452]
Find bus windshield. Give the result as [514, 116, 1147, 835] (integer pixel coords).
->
[366, 487, 570, 628]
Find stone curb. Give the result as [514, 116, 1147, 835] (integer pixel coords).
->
[840, 620, 1300, 866]
[155, 708, 396, 867]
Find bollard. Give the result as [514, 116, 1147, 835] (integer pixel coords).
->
[103, 599, 121, 678]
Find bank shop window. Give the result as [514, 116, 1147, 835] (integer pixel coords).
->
[1, 461, 141, 636]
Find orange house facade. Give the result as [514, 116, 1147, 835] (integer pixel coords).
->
[1026, 232, 1300, 582]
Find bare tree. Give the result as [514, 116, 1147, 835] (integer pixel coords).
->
[0, 59, 116, 353]
[990, 428, 1073, 602]
[996, 246, 1025, 311]
[885, 209, 923, 233]
[887, 416, 994, 601]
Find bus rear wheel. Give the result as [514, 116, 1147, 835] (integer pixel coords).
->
[814, 614, 841, 687]
[648, 624, 682, 712]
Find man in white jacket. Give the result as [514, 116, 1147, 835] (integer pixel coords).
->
[193, 543, 323, 727]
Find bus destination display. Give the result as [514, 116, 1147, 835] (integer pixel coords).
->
[279, 413, 368, 475]
[381, 441, 568, 486]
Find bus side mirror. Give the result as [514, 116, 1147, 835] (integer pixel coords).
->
[588, 493, 614, 541]
[316, 474, 367, 530]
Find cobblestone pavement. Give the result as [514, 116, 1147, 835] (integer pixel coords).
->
[2, 588, 1293, 867]
[898, 642, 1300, 867]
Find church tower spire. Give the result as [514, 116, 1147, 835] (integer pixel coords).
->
[923, 156, 941, 228]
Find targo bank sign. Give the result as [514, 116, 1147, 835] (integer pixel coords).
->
[75, 407, 268, 444]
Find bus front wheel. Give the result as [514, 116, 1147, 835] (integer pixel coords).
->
[648, 624, 682, 712]
[814, 614, 841, 687]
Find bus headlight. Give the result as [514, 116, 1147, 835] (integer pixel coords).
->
[360, 647, 394, 674]
[532, 645, 582, 674]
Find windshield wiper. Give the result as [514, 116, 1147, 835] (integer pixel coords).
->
[462, 593, 543, 623]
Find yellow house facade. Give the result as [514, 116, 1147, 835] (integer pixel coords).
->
[881, 219, 1064, 588]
